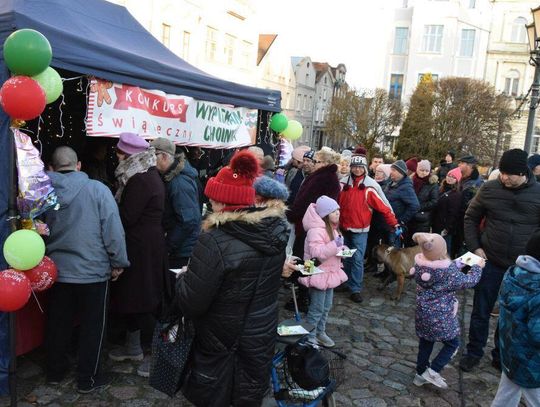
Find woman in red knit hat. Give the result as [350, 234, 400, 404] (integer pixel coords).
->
[175, 150, 289, 406]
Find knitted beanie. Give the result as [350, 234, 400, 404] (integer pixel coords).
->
[413, 232, 447, 261]
[391, 160, 408, 177]
[350, 155, 368, 168]
[527, 153, 540, 170]
[526, 230, 540, 261]
[447, 167, 462, 182]
[417, 159, 431, 172]
[406, 158, 418, 173]
[315, 195, 340, 218]
[377, 164, 391, 179]
[499, 149, 528, 176]
[303, 150, 315, 161]
[204, 150, 260, 206]
[253, 176, 289, 201]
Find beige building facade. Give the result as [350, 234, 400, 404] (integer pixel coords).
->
[485, 0, 540, 153]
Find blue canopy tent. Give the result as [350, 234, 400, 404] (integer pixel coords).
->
[0, 0, 281, 400]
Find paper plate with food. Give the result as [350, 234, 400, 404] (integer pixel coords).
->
[337, 248, 357, 258]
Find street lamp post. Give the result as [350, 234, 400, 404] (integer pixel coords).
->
[524, 8, 540, 153]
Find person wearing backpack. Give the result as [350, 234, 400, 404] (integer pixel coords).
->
[298, 196, 348, 348]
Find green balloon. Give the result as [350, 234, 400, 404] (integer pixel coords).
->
[33, 67, 63, 104]
[282, 120, 303, 141]
[3, 29, 52, 76]
[270, 113, 288, 133]
[3, 230, 45, 271]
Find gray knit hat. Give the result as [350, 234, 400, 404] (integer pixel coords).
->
[391, 160, 408, 176]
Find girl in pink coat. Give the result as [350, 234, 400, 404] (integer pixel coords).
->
[299, 195, 348, 347]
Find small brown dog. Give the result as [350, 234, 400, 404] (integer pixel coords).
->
[372, 243, 422, 301]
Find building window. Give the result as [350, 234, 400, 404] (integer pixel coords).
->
[422, 25, 443, 53]
[504, 70, 520, 96]
[224, 34, 235, 65]
[469, 0, 475, 8]
[182, 31, 190, 59]
[205, 26, 217, 61]
[460, 29, 475, 57]
[418, 73, 439, 83]
[241, 40, 252, 68]
[389, 74, 404, 100]
[393, 27, 409, 54]
[511, 17, 527, 43]
[323, 88, 327, 100]
[303, 95, 308, 110]
[162, 23, 171, 48]
[296, 94, 301, 111]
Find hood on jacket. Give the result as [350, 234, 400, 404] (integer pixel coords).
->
[500, 255, 540, 313]
[48, 171, 90, 208]
[302, 203, 326, 232]
[163, 153, 186, 182]
[412, 253, 452, 289]
[203, 201, 289, 255]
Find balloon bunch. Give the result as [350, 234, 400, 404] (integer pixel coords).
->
[0, 230, 57, 312]
[269, 113, 303, 141]
[0, 29, 63, 122]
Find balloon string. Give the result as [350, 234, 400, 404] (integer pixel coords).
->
[31, 289, 44, 314]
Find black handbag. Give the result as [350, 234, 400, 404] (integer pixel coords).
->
[148, 315, 194, 397]
[286, 342, 330, 390]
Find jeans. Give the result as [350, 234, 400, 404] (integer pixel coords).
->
[466, 261, 506, 360]
[343, 231, 368, 293]
[46, 281, 109, 387]
[416, 336, 460, 375]
[306, 288, 333, 337]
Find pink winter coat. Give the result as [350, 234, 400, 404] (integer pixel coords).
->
[298, 203, 348, 290]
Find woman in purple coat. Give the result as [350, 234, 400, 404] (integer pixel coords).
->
[108, 133, 166, 377]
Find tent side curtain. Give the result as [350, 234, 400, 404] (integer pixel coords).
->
[0, 0, 281, 112]
[0, 64, 11, 395]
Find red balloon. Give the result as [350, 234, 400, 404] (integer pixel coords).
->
[25, 256, 57, 292]
[0, 269, 31, 312]
[0, 75, 46, 120]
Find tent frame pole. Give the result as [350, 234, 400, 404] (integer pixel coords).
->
[7, 128, 17, 407]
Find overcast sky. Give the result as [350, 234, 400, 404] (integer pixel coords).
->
[254, 0, 395, 90]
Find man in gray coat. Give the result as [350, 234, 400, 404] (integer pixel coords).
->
[459, 149, 540, 373]
[44, 146, 129, 393]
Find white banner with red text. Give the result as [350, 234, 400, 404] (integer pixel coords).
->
[86, 79, 258, 148]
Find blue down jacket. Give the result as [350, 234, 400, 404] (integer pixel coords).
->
[499, 255, 540, 388]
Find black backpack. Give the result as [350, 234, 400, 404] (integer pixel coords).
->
[286, 342, 330, 390]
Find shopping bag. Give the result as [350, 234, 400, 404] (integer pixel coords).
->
[149, 317, 194, 397]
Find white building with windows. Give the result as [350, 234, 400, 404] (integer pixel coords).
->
[106, 0, 261, 86]
[484, 0, 540, 153]
[382, 0, 491, 101]
[289, 57, 317, 146]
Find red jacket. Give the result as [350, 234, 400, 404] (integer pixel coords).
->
[339, 175, 397, 232]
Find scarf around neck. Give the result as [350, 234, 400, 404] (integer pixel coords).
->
[115, 147, 157, 202]
[413, 174, 429, 195]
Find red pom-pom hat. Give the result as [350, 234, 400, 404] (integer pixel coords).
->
[204, 150, 260, 206]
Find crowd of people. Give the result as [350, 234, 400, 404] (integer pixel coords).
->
[40, 132, 540, 406]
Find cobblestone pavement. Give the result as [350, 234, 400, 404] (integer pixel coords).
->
[1, 273, 502, 406]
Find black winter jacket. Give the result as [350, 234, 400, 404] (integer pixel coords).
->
[176, 201, 289, 407]
[411, 174, 439, 230]
[464, 174, 540, 268]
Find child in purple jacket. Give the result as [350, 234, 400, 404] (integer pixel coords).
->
[410, 232, 485, 389]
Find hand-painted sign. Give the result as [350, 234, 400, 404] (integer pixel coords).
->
[86, 78, 258, 148]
